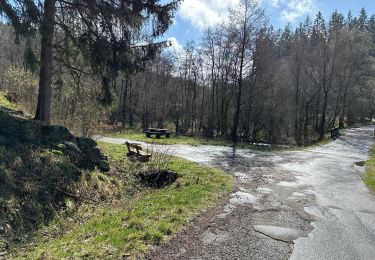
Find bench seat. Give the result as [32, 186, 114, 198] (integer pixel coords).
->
[125, 142, 151, 162]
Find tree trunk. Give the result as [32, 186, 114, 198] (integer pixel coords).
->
[339, 90, 347, 129]
[294, 65, 301, 145]
[232, 78, 243, 142]
[319, 92, 328, 140]
[232, 34, 247, 142]
[34, 0, 56, 124]
[303, 103, 309, 145]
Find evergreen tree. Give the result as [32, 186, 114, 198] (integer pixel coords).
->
[357, 7, 368, 30]
[24, 38, 38, 73]
[0, 0, 180, 124]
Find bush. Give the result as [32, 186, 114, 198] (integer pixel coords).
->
[3, 66, 38, 114]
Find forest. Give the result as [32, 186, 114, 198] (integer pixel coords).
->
[0, 1, 374, 146]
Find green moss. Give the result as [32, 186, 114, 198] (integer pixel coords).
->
[16, 142, 233, 259]
[364, 146, 375, 193]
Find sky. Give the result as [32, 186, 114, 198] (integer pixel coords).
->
[161, 0, 375, 52]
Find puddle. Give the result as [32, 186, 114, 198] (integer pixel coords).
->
[292, 192, 306, 197]
[277, 181, 299, 188]
[304, 189, 315, 195]
[253, 225, 306, 242]
[202, 230, 229, 245]
[303, 206, 324, 219]
[229, 191, 257, 205]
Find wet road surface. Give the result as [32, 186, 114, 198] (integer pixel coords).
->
[98, 127, 375, 259]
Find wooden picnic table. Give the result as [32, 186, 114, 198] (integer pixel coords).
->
[146, 128, 171, 139]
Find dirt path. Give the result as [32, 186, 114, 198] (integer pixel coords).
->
[98, 127, 375, 259]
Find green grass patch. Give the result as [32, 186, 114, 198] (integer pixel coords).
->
[15, 142, 233, 259]
[364, 146, 375, 193]
[108, 130, 231, 146]
[104, 130, 301, 151]
[104, 128, 340, 151]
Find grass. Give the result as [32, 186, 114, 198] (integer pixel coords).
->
[108, 130, 231, 146]
[105, 129, 337, 152]
[364, 145, 375, 193]
[14, 142, 233, 259]
[105, 130, 297, 151]
[0, 91, 20, 110]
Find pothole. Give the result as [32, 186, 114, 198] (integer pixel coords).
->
[136, 169, 179, 188]
[253, 225, 307, 242]
[355, 161, 365, 167]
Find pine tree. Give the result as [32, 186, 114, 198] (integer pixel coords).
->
[357, 7, 368, 30]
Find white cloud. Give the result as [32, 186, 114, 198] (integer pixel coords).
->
[179, 0, 241, 29]
[167, 37, 184, 54]
[270, 0, 281, 7]
[280, 0, 316, 22]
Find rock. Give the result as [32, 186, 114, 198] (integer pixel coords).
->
[0, 135, 6, 145]
[87, 147, 104, 162]
[76, 137, 97, 149]
[76, 138, 110, 172]
[42, 125, 75, 143]
[97, 160, 110, 172]
[62, 141, 81, 153]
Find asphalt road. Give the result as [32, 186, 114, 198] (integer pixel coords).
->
[98, 126, 375, 260]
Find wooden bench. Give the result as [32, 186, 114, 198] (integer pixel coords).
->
[330, 127, 340, 139]
[125, 142, 151, 162]
[145, 128, 171, 139]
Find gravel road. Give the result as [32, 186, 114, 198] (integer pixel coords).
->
[98, 126, 375, 260]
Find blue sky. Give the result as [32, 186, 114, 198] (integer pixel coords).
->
[161, 0, 375, 51]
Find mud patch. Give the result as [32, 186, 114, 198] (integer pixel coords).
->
[136, 170, 179, 188]
[253, 225, 307, 242]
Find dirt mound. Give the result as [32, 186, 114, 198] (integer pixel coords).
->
[0, 109, 110, 241]
[137, 170, 179, 188]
